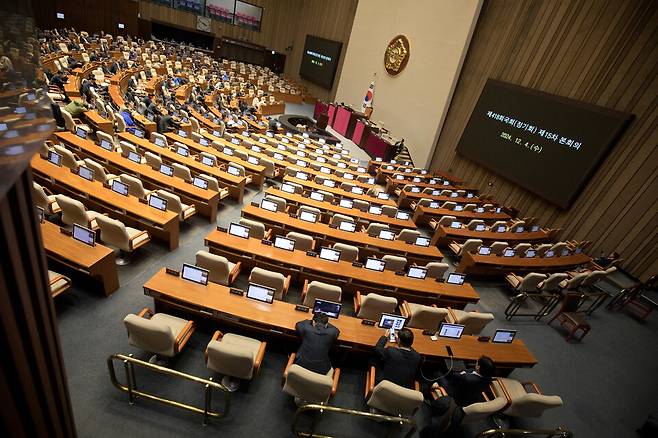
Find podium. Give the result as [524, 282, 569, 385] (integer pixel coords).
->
[364, 131, 396, 161]
[333, 106, 366, 139]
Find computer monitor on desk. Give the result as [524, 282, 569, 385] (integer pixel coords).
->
[274, 236, 295, 251]
[379, 313, 406, 331]
[299, 211, 317, 223]
[229, 222, 250, 239]
[439, 323, 464, 339]
[365, 258, 385, 272]
[261, 199, 278, 212]
[181, 263, 209, 286]
[281, 183, 296, 194]
[407, 266, 427, 279]
[378, 229, 395, 240]
[72, 224, 95, 246]
[160, 163, 174, 176]
[339, 221, 356, 232]
[313, 299, 341, 318]
[446, 273, 466, 285]
[246, 283, 275, 304]
[339, 199, 353, 209]
[492, 329, 516, 343]
[319, 247, 341, 262]
[193, 177, 208, 189]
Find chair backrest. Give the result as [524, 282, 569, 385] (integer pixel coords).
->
[333, 243, 358, 262]
[330, 213, 354, 227]
[54, 195, 91, 228]
[539, 273, 568, 292]
[96, 131, 116, 150]
[352, 199, 370, 212]
[264, 195, 286, 212]
[120, 174, 148, 199]
[286, 232, 314, 252]
[259, 157, 276, 178]
[155, 190, 183, 213]
[490, 220, 507, 230]
[114, 113, 126, 132]
[358, 293, 398, 320]
[83, 158, 111, 182]
[513, 243, 531, 253]
[517, 273, 546, 292]
[565, 272, 588, 289]
[365, 222, 388, 237]
[467, 219, 485, 230]
[299, 205, 321, 218]
[550, 242, 567, 253]
[206, 337, 256, 379]
[504, 393, 563, 418]
[425, 262, 449, 280]
[534, 243, 552, 256]
[151, 132, 168, 147]
[397, 229, 420, 243]
[490, 241, 509, 256]
[580, 270, 607, 286]
[239, 218, 267, 240]
[382, 255, 407, 272]
[199, 174, 220, 191]
[249, 267, 286, 300]
[144, 151, 162, 170]
[456, 311, 495, 335]
[437, 215, 456, 227]
[53, 144, 79, 170]
[417, 198, 433, 208]
[60, 109, 76, 132]
[32, 182, 50, 210]
[196, 250, 231, 285]
[96, 215, 131, 251]
[367, 380, 423, 417]
[283, 364, 333, 404]
[124, 314, 175, 357]
[462, 396, 508, 423]
[303, 281, 342, 306]
[173, 163, 192, 182]
[461, 239, 483, 255]
[381, 205, 397, 218]
[407, 305, 448, 331]
[463, 204, 477, 212]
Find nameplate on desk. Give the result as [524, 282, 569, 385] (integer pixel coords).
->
[295, 305, 309, 313]
[361, 319, 376, 326]
[165, 268, 180, 277]
[138, 197, 148, 204]
[288, 213, 297, 218]
[229, 288, 244, 296]
[328, 223, 338, 229]
[477, 336, 491, 342]
[422, 330, 435, 336]
[352, 261, 363, 268]
[261, 239, 272, 245]
[395, 271, 405, 276]
[435, 278, 445, 283]
[217, 226, 227, 233]
[306, 251, 317, 257]
[59, 227, 72, 236]
[251, 201, 259, 207]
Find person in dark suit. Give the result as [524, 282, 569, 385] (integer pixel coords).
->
[438, 355, 495, 407]
[294, 312, 340, 375]
[373, 328, 421, 389]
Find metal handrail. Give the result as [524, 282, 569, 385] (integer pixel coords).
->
[476, 426, 573, 438]
[107, 353, 229, 425]
[291, 403, 416, 438]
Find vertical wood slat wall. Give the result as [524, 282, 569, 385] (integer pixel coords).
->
[138, 0, 358, 100]
[429, 0, 658, 281]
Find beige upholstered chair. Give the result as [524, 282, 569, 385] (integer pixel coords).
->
[318, 190, 334, 203]
[286, 232, 315, 252]
[490, 378, 563, 418]
[55, 194, 103, 231]
[195, 250, 241, 286]
[550, 241, 568, 254]
[364, 222, 388, 237]
[298, 205, 321, 220]
[534, 243, 552, 257]
[199, 152, 217, 167]
[435, 215, 456, 227]
[301, 280, 342, 307]
[172, 163, 193, 182]
[400, 301, 449, 331]
[150, 132, 168, 147]
[205, 331, 266, 391]
[119, 174, 151, 199]
[96, 131, 117, 151]
[441, 201, 456, 210]
[382, 255, 407, 272]
[559, 272, 588, 290]
[119, 141, 137, 156]
[538, 273, 568, 293]
[490, 220, 507, 231]
[261, 157, 279, 179]
[152, 190, 196, 220]
[329, 213, 354, 227]
[432, 385, 506, 423]
[505, 272, 546, 292]
[354, 292, 398, 321]
[425, 262, 450, 280]
[332, 243, 358, 262]
[490, 241, 509, 256]
[227, 163, 252, 184]
[248, 267, 291, 300]
[33, 182, 61, 214]
[235, 217, 269, 239]
[283, 182, 304, 194]
[144, 151, 162, 170]
[123, 307, 195, 362]
[513, 243, 532, 253]
[396, 229, 420, 243]
[381, 205, 398, 218]
[463, 204, 477, 212]
[53, 144, 84, 170]
[264, 194, 286, 212]
[366, 378, 423, 417]
[83, 159, 117, 183]
[449, 238, 483, 256]
[411, 197, 433, 210]
[446, 308, 495, 335]
[352, 199, 370, 212]
[96, 215, 150, 264]
[49, 270, 72, 298]
[282, 353, 340, 405]
[466, 219, 485, 230]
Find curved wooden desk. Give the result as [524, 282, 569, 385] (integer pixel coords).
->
[412, 205, 510, 226]
[457, 251, 592, 276]
[431, 225, 551, 246]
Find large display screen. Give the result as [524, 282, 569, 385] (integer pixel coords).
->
[299, 35, 343, 89]
[456, 79, 632, 208]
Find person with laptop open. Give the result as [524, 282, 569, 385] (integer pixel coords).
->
[372, 328, 421, 390]
[293, 312, 340, 375]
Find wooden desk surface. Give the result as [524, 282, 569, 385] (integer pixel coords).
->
[242, 204, 443, 259]
[144, 269, 534, 366]
[386, 176, 476, 193]
[457, 251, 592, 276]
[432, 225, 551, 246]
[205, 230, 478, 305]
[283, 176, 397, 207]
[83, 110, 113, 134]
[397, 189, 481, 205]
[413, 205, 510, 225]
[371, 162, 463, 184]
[266, 187, 416, 229]
[40, 220, 119, 295]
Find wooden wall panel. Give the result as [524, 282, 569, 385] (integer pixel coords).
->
[33, 0, 139, 36]
[429, 0, 658, 281]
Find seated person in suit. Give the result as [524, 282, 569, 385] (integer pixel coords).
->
[437, 355, 495, 407]
[373, 328, 421, 389]
[157, 109, 178, 134]
[294, 312, 340, 375]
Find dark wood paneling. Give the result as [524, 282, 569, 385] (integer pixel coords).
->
[429, 0, 658, 281]
[33, 0, 138, 36]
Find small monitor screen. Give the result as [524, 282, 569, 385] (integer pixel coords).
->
[497, 226, 507, 233]
[337, 162, 347, 169]
[100, 139, 113, 151]
[259, 138, 268, 144]
[227, 166, 241, 176]
[395, 175, 405, 180]
[450, 221, 461, 229]
[134, 129, 144, 138]
[319, 247, 341, 262]
[278, 144, 287, 150]
[378, 229, 395, 240]
[357, 167, 367, 173]
[320, 166, 331, 174]
[111, 179, 129, 196]
[475, 224, 486, 231]
[396, 211, 410, 220]
[148, 194, 168, 211]
[525, 249, 536, 258]
[444, 181, 451, 186]
[339, 199, 353, 209]
[229, 222, 250, 239]
[274, 236, 295, 251]
[574, 247, 583, 254]
[545, 250, 555, 258]
[200, 138, 209, 146]
[450, 192, 459, 198]
[415, 236, 430, 247]
[160, 164, 174, 176]
[476, 207, 485, 213]
[192, 177, 208, 189]
[213, 130, 221, 137]
[181, 263, 209, 286]
[375, 157, 383, 161]
[561, 249, 571, 257]
[299, 211, 317, 223]
[432, 190, 441, 196]
[410, 187, 421, 193]
[408, 266, 427, 279]
[317, 156, 326, 163]
[48, 151, 62, 166]
[492, 329, 517, 344]
[515, 226, 525, 233]
[379, 313, 406, 330]
[313, 298, 342, 318]
[429, 202, 440, 209]
[295, 172, 308, 180]
[367, 177, 375, 184]
[76, 127, 87, 138]
[251, 145, 262, 153]
[365, 258, 386, 272]
[223, 147, 234, 155]
[154, 137, 165, 147]
[369, 205, 382, 215]
[296, 151, 306, 157]
[247, 283, 275, 304]
[343, 173, 354, 180]
[323, 180, 336, 187]
[72, 224, 95, 246]
[439, 323, 465, 339]
[201, 156, 215, 166]
[177, 129, 186, 137]
[478, 246, 492, 255]
[351, 186, 364, 195]
[296, 160, 307, 167]
[127, 151, 141, 163]
[274, 153, 284, 160]
[446, 273, 466, 285]
[531, 224, 540, 232]
[454, 205, 464, 211]
[248, 156, 259, 165]
[310, 192, 324, 202]
[78, 166, 94, 181]
[503, 248, 515, 257]
[496, 207, 502, 213]
[261, 199, 278, 212]
[147, 113, 154, 121]
[338, 221, 356, 232]
[377, 193, 390, 200]
[176, 146, 189, 157]
[404, 168, 412, 173]
[281, 183, 296, 194]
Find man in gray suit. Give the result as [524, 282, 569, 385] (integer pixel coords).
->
[294, 312, 340, 374]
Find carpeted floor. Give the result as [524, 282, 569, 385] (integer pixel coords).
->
[52, 104, 656, 438]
